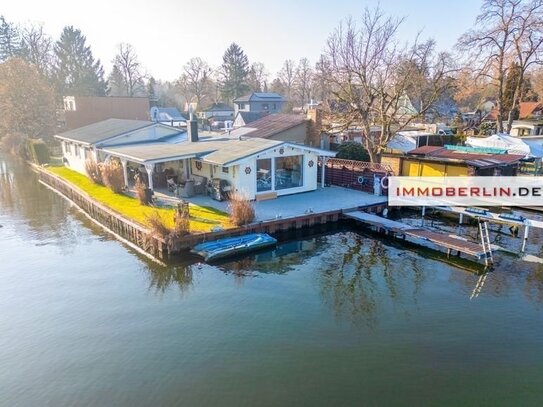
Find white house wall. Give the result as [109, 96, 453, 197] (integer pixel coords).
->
[61, 141, 90, 175]
[251, 146, 319, 198]
[189, 145, 320, 200]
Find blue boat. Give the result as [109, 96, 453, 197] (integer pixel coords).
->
[191, 233, 277, 262]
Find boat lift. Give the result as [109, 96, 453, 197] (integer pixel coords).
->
[427, 206, 543, 252]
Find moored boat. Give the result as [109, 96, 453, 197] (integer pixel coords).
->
[191, 233, 277, 262]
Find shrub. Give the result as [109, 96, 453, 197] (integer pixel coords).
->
[100, 160, 124, 193]
[228, 191, 255, 226]
[172, 201, 190, 237]
[145, 210, 171, 239]
[134, 177, 149, 205]
[85, 159, 103, 185]
[27, 139, 50, 164]
[336, 141, 370, 162]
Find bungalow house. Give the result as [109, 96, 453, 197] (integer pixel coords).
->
[150, 107, 187, 128]
[54, 119, 186, 175]
[55, 116, 335, 201]
[233, 92, 284, 115]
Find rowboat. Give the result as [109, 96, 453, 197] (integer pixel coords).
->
[191, 233, 277, 262]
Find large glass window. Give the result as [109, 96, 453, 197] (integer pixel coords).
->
[275, 155, 303, 190]
[257, 158, 272, 192]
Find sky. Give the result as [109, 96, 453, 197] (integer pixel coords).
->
[3, 0, 482, 81]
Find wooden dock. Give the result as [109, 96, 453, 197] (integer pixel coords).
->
[344, 211, 491, 261]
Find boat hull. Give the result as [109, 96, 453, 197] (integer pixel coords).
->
[191, 233, 277, 262]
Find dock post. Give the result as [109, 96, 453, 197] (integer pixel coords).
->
[521, 225, 530, 253]
[421, 206, 426, 227]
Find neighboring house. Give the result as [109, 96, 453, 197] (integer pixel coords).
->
[482, 108, 498, 123]
[518, 102, 543, 120]
[396, 94, 419, 121]
[55, 116, 335, 200]
[233, 111, 269, 128]
[54, 119, 186, 175]
[198, 103, 235, 121]
[150, 107, 187, 127]
[383, 145, 523, 177]
[59, 96, 150, 130]
[510, 120, 543, 138]
[227, 113, 312, 145]
[233, 92, 284, 116]
[481, 102, 542, 125]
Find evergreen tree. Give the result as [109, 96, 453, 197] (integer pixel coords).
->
[147, 76, 157, 104]
[107, 64, 127, 96]
[53, 26, 107, 96]
[219, 43, 250, 102]
[0, 16, 21, 61]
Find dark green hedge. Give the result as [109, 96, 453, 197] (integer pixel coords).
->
[27, 140, 50, 164]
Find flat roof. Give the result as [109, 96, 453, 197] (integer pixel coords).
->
[101, 142, 220, 164]
[101, 137, 334, 166]
[55, 118, 156, 145]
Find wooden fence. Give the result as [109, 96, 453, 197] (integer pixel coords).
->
[318, 158, 391, 194]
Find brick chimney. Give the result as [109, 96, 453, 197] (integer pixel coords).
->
[187, 106, 199, 142]
[306, 100, 322, 147]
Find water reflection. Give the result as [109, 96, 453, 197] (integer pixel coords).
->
[146, 263, 195, 294]
[314, 233, 431, 328]
[216, 235, 326, 275]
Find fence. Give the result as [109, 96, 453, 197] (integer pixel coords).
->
[318, 158, 391, 194]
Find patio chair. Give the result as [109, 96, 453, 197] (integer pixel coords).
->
[167, 178, 177, 193]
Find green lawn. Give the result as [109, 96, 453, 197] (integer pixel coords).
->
[47, 166, 232, 233]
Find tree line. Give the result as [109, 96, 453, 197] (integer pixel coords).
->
[1, 0, 543, 161]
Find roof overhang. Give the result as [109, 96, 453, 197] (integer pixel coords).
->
[222, 142, 336, 167]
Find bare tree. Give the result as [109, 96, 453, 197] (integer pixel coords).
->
[247, 62, 268, 92]
[19, 24, 53, 77]
[176, 57, 213, 108]
[294, 58, 313, 107]
[278, 59, 296, 100]
[506, 0, 543, 129]
[112, 43, 145, 97]
[320, 7, 454, 162]
[458, 0, 543, 133]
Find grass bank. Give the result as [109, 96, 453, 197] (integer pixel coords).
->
[47, 166, 231, 233]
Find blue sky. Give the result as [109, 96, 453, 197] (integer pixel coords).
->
[3, 0, 482, 81]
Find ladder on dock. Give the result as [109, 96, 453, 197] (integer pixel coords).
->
[478, 220, 493, 266]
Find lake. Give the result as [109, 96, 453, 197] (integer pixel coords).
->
[1, 153, 542, 406]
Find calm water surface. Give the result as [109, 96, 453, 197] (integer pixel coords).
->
[1, 154, 543, 407]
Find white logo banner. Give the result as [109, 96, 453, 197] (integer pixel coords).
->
[388, 176, 543, 207]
